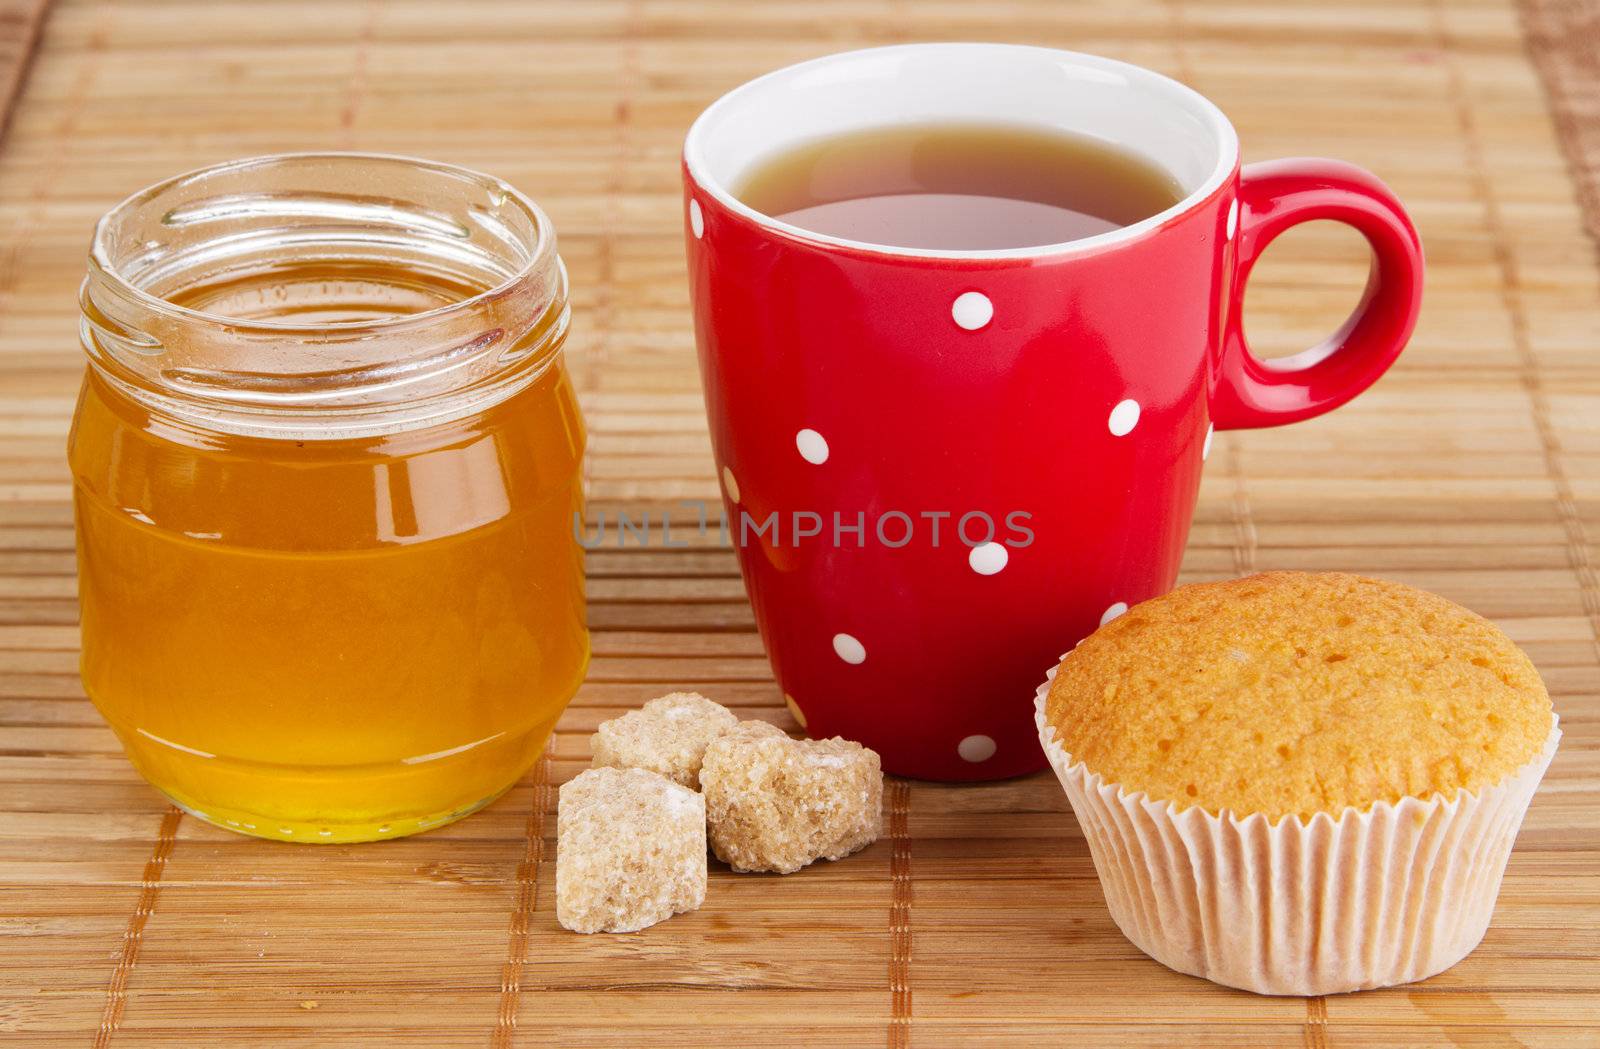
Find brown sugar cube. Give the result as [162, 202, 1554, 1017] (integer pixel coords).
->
[590, 691, 739, 789]
[701, 721, 883, 874]
[556, 767, 707, 934]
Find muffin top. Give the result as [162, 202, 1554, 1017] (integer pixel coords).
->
[1044, 572, 1553, 821]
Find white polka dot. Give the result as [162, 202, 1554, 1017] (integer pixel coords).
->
[1100, 601, 1129, 626]
[958, 735, 997, 763]
[967, 541, 1008, 575]
[689, 199, 704, 239]
[1226, 199, 1239, 240]
[832, 633, 866, 665]
[721, 465, 740, 503]
[951, 291, 993, 331]
[795, 428, 829, 464]
[1108, 399, 1141, 436]
[1203, 423, 1215, 461]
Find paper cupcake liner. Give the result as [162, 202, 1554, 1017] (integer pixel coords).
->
[1033, 659, 1560, 996]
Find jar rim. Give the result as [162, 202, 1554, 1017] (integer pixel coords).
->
[89, 150, 557, 337]
[81, 151, 571, 439]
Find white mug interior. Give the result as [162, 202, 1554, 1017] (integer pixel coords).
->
[683, 43, 1240, 259]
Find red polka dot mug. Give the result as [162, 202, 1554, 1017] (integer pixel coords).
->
[682, 44, 1423, 781]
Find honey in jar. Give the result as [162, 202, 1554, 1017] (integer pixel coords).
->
[69, 154, 587, 842]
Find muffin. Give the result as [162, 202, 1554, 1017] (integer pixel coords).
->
[1035, 571, 1559, 995]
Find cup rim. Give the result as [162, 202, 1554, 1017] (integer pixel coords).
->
[683, 43, 1241, 261]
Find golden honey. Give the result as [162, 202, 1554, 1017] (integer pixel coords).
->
[69, 155, 586, 842]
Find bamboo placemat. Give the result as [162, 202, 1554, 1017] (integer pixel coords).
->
[2, 1, 1597, 1046]
[0, 1, 47, 140]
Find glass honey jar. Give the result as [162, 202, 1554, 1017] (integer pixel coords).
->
[69, 154, 587, 842]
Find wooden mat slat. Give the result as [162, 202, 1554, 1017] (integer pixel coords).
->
[0, 0, 49, 143]
[1519, 0, 1600, 249]
[2, 1, 1599, 1046]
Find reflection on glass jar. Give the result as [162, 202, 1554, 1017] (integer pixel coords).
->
[68, 154, 587, 842]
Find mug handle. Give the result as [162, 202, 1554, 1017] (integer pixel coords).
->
[1212, 159, 1424, 430]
